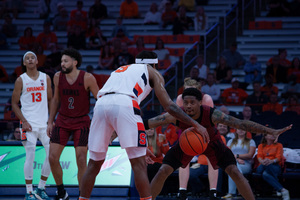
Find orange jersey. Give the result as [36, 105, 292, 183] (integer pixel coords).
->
[262, 103, 283, 115]
[156, 124, 179, 147]
[221, 88, 248, 104]
[257, 142, 283, 166]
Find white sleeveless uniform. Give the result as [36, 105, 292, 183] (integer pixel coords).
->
[89, 64, 152, 154]
[20, 72, 49, 144]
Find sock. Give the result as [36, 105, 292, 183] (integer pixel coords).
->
[79, 197, 89, 200]
[178, 189, 187, 197]
[179, 187, 187, 190]
[26, 184, 33, 194]
[209, 189, 217, 197]
[38, 179, 47, 189]
[140, 196, 152, 200]
[57, 184, 65, 197]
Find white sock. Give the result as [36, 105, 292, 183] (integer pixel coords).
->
[38, 179, 47, 189]
[26, 184, 33, 193]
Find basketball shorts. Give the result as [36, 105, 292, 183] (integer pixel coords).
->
[163, 137, 236, 171]
[88, 94, 147, 153]
[21, 127, 49, 147]
[50, 114, 90, 147]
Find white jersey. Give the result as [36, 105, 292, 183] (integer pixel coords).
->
[98, 64, 152, 104]
[20, 72, 48, 128]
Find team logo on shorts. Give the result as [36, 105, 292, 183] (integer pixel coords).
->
[137, 122, 146, 147]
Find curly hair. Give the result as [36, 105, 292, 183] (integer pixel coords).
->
[61, 48, 82, 68]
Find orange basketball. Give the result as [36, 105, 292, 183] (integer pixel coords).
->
[179, 128, 208, 156]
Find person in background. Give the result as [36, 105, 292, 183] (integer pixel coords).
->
[161, 0, 177, 28]
[6, 127, 22, 141]
[284, 95, 300, 114]
[98, 44, 114, 70]
[221, 42, 245, 69]
[243, 54, 262, 85]
[70, 1, 88, 22]
[221, 78, 248, 105]
[88, 0, 108, 25]
[119, 0, 139, 19]
[112, 42, 135, 70]
[222, 129, 256, 199]
[172, 6, 194, 35]
[152, 38, 170, 63]
[214, 56, 232, 83]
[256, 132, 290, 200]
[35, 21, 58, 51]
[192, 54, 209, 80]
[267, 48, 291, 68]
[144, 3, 162, 25]
[18, 27, 36, 50]
[260, 74, 279, 98]
[12, 51, 52, 200]
[1, 13, 18, 38]
[287, 57, 300, 83]
[194, 6, 207, 31]
[0, 64, 9, 83]
[201, 73, 221, 104]
[52, 7, 69, 32]
[129, 36, 147, 58]
[155, 122, 178, 148]
[281, 74, 300, 100]
[67, 25, 86, 50]
[266, 55, 288, 83]
[111, 16, 129, 38]
[246, 81, 269, 115]
[262, 93, 283, 115]
[88, 26, 107, 50]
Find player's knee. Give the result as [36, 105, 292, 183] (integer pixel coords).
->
[126, 147, 146, 159]
[226, 165, 240, 179]
[157, 164, 173, 178]
[48, 151, 59, 164]
[89, 150, 106, 161]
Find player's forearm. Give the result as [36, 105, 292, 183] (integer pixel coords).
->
[12, 103, 26, 122]
[231, 119, 274, 135]
[165, 103, 198, 128]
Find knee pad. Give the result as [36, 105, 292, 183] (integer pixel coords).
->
[23, 142, 36, 180]
[125, 147, 146, 159]
[89, 150, 106, 161]
[41, 144, 51, 177]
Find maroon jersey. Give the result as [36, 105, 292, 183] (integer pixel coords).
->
[58, 70, 90, 117]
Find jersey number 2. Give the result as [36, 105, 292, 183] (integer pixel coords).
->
[31, 92, 41, 102]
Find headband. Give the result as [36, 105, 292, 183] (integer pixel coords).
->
[135, 58, 158, 64]
[23, 51, 37, 61]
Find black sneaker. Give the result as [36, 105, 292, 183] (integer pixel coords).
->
[177, 190, 188, 200]
[54, 191, 69, 200]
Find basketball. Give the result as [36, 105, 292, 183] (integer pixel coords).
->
[179, 128, 208, 156]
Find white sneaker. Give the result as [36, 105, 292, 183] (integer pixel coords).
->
[281, 188, 290, 200]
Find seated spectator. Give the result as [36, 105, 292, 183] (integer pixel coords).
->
[0, 64, 9, 83]
[189, 67, 201, 82]
[1, 13, 18, 38]
[172, 6, 194, 35]
[146, 128, 170, 182]
[110, 38, 122, 57]
[98, 44, 114, 70]
[194, 6, 207, 31]
[267, 48, 291, 68]
[216, 122, 231, 142]
[18, 27, 36, 50]
[193, 54, 209, 80]
[32, 43, 47, 68]
[255, 132, 290, 199]
[246, 81, 269, 115]
[221, 42, 245, 69]
[178, 0, 195, 11]
[38, 56, 57, 81]
[201, 73, 220, 104]
[70, 1, 88, 22]
[2, 0, 24, 19]
[52, 7, 69, 31]
[155, 122, 178, 147]
[6, 127, 21, 141]
[38, 0, 60, 19]
[260, 74, 279, 97]
[161, 0, 177, 28]
[281, 74, 300, 100]
[111, 17, 129, 38]
[67, 10, 88, 35]
[262, 93, 283, 115]
[88, 0, 108, 24]
[243, 54, 262, 85]
[129, 36, 147, 58]
[119, 0, 139, 19]
[152, 38, 170, 62]
[144, 3, 161, 25]
[266, 55, 288, 83]
[287, 57, 300, 83]
[266, 0, 290, 17]
[222, 129, 256, 199]
[284, 95, 300, 114]
[221, 77, 248, 105]
[0, 32, 8, 49]
[35, 21, 58, 51]
[110, 28, 132, 46]
[214, 56, 232, 83]
[112, 42, 134, 70]
[67, 25, 86, 50]
[88, 26, 107, 50]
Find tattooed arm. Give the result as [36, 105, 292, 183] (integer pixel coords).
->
[148, 113, 176, 129]
[211, 109, 292, 137]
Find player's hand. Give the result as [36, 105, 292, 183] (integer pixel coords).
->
[22, 121, 32, 132]
[145, 148, 156, 164]
[47, 122, 54, 138]
[274, 124, 293, 142]
[194, 125, 209, 143]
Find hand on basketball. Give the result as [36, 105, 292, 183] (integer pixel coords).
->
[194, 125, 209, 143]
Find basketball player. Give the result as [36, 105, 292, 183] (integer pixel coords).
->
[12, 51, 52, 200]
[78, 51, 208, 200]
[145, 88, 292, 200]
[47, 48, 99, 200]
[176, 78, 219, 200]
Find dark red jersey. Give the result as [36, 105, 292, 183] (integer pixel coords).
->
[58, 70, 90, 117]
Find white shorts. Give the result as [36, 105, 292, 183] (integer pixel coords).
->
[88, 94, 147, 153]
[22, 127, 50, 146]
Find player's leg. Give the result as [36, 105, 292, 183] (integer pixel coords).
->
[80, 151, 106, 199]
[225, 164, 255, 200]
[74, 146, 88, 187]
[126, 147, 152, 199]
[178, 165, 190, 199]
[207, 159, 219, 199]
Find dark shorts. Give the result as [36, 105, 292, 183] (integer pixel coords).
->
[163, 136, 236, 171]
[50, 114, 90, 147]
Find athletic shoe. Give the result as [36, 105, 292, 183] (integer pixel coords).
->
[221, 194, 232, 199]
[177, 190, 188, 200]
[33, 188, 50, 200]
[54, 191, 69, 200]
[25, 192, 37, 200]
[281, 188, 290, 200]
